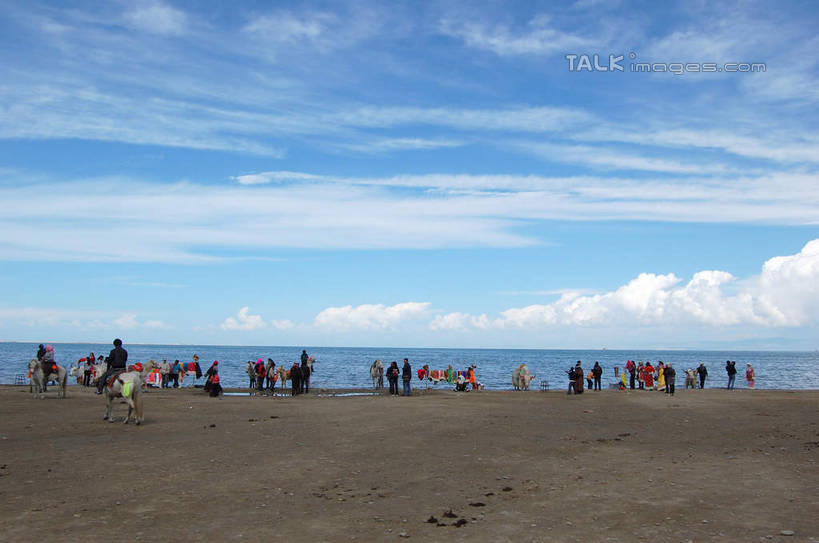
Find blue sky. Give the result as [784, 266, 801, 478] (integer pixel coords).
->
[1, 0, 818, 349]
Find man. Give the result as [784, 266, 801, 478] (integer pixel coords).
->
[160, 359, 170, 388]
[97, 338, 128, 394]
[696, 362, 708, 389]
[290, 361, 302, 396]
[170, 359, 180, 388]
[265, 358, 276, 390]
[401, 358, 412, 396]
[255, 359, 266, 394]
[665, 363, 676, 395]
[300, 350, 309, 366]
[567, 366, 577, 395]
[592, 362, 603, 391]
[300, 357, 311, 394]
[726, 360, 737, 390]
[626, 359, 636, 390]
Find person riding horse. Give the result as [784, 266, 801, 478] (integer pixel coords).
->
[97, 338, 128, 394]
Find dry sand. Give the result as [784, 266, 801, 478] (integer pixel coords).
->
[1, 384, 817, 542]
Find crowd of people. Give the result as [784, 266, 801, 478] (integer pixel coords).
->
[37, 342, 759, 395]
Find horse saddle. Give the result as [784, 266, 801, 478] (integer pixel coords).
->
[106, 370, 127, 388]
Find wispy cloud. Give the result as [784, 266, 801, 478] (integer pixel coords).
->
[314, 302, 431, 331]
[221, 307, 267, 331]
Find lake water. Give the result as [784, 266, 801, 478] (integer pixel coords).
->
[2, 342, 817, 390]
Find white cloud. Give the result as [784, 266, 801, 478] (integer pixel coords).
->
[0, 307, 164, 330]
[428, 240, 819, 331]
[221, 307, 268, 331]
[314, 302, 431, 330]
[271, 319, 295, 330]
[439, 15, 596, 56]
[123, 2, 188, 36]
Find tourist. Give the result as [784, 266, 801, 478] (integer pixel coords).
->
[685, 368, 696, 389]
[386, 361, 400, 395]
[204, 360, 218, 393]
[656, 361, 665, 391]
[592, 362, 603, 391]
[266, 358, 276, 390]
[290, 362, 302, 396]
[665, 363, 676, 395]
[170, 359, 180, 388]
[726, 360, 737, 389]
[402, 358, 412, 396]
[745, 363, 755, 389]
[83, 354, 93, 387]
[301, 350, 309, 366]
[574, 361, 584, 394]
[301, 356, 311, 394]
[567, 366, 577, 394]
[626, 359, 636, 390]
[697, 362, 708, 389]
[637, 361, 645, 390]
[160, 359, 170, 388]
[254, 359, 266, 395]
[644, 361, 654, 390]
[97, 339, 127, 394]
[586, 369, 594, 391]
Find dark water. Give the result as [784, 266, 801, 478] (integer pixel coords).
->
[3, 342, 817, 390]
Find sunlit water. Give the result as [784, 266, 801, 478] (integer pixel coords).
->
[2, 342, 817, 390]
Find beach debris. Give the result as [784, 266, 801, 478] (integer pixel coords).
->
[436, 523, 447, 527]
[443, 509, 458, 518]
[484, 492, 494, 497]
[469, 502, 485, 507]
[209, 424, 216, 428]
[248, 418, 257, 422]
[780, 530, 795, 536]
[502, 487, 513, 492]
[398, 532, 409, 538]
[426, 516, 438, 524]
[453, 519, 468, 527]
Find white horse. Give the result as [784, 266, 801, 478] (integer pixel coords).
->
[370, 359, 384, 389]
[103, 362, 152, 424]
[246, 361, 258, 392]
[512, 364, 536, 391]
[28, 359, 68, 399]
[275, 365, 290, 391]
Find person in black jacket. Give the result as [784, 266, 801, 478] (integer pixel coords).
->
[401, 358, 412, 396]
[386, 361, 400, 395]
[290, 362, 302, 396]
[97, 338, 128, 394]
[664, 363, 676, 395]
[301, 358, 311, 394]
[592, 362, 603, 391]
[726, 360, 737, 389]
[696, 362, 708, 389]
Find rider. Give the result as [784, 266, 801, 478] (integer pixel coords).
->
[97, 338, 128, 394]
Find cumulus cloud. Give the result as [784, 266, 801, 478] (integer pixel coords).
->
[221, 307, 267, 331]
[314, 302, 431, 330]
[431, 240, 819, 331]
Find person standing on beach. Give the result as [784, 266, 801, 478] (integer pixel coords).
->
[266, 358, 276, 391]
[301, 350, 309, 366]
[83, 353, 94, 387]
[637, 361, 645, 390]
[726, 360, 737, 389]
[160, 359, 170, 388]
[170, 360, 180, 388]
[567, 366, 577, 394]
[592, 362, 603, 391]
[290, 362, 302, 396]
[401, 358, 412, 396]
[664, 363, 676, 395]
[387, 361, 400, 395]
[644, 361, 654, 390]
[656, 361, 665, 391]
[204, 361, 219, 393]
[697, 362, 708, 389]
[626, 360, 636, 390]
[301, 357, 311, 394]
[586, 369, 594, 391]
[745, 364, 755, 389]
[97, 338, 127, 394]
[574, 361, 584, 394]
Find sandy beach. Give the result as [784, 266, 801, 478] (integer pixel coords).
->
[1, 385, 817, 542]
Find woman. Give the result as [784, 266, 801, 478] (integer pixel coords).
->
[745, 363, 755, 389]
[204, 360, 219, 393]
[655, 362, 666, 392]
[208, 364, 223, 397]
[386, 361, 400, 396]
[644, 362, 654, 390]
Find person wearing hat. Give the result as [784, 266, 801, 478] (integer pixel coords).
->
[97, 339, 128, 394]
[204, 361, 221, 396]
[574, 361, 584, 394]
[696, 362, 708, 389]
[401, 358, 412, 396]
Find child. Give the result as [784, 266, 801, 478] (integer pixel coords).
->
[745, 364, 755, 389]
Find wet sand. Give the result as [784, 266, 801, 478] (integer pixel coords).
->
[1, 385, 817, 542]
